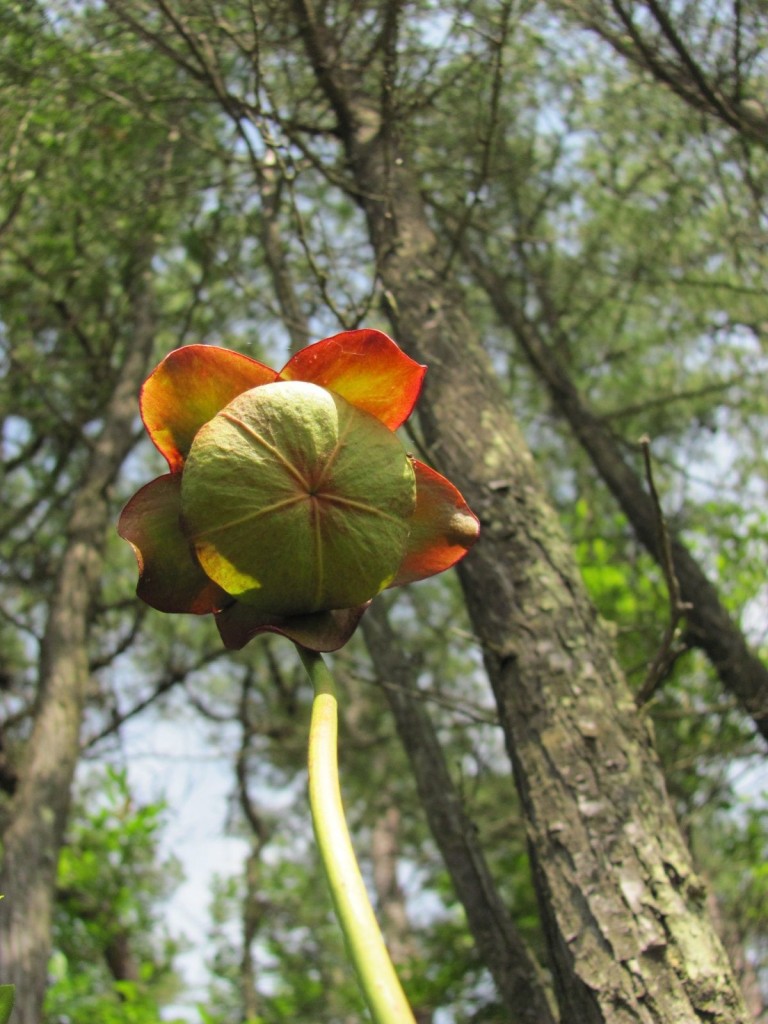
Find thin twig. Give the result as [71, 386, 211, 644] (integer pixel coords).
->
[636, 435, 692, 705]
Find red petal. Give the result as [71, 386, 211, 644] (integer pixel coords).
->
[280, 330, 425, 430]
[391, 460, 480, 586]
[141, 345, 277, 471]
[118, 474, 228, 614]
[215, 601, 370, 652]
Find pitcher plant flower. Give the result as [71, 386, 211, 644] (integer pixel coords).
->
[118, 329, 479, 652]
[118, 329, 477, 1022]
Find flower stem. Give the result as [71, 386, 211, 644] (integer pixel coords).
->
[296, 645, 417, 1024]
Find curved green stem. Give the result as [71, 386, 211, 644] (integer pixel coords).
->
[296, 645, 416, 1024]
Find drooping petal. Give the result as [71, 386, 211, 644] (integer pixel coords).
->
[117, 474, 228, 614]
[280, 329, 426, 430]
[181, 381, 415, 616]
[390, 460, 480, 587]
[141, 345, 277, 471]
[215, 601, 371, 652]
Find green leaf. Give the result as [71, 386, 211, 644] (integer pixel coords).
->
[0, 985, 15, 1024]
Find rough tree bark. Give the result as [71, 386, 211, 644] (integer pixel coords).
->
[0, 270, 157, 1024]
[236, 672, 270, 1024]
[363, 603, 558, 1024]
[467, 253, 768, 739]
[291, 3, 750, 1020]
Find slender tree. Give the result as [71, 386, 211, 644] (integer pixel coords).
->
[0, 11, 231, 1018]
[0, 239, 158, 1019]
[363, 602, 557, 1024]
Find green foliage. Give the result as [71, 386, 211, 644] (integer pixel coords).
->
[712, 805, 768, 933]
[43, 768, 183, 1024]
[570, 498, 666, 677]
[204, 850, 368, 1023]
[0, 985, 14, 1024]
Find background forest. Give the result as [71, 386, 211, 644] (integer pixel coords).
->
[1, 1, 767, 1022]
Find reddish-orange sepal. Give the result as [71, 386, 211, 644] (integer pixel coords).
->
[119, 332, 479, 654]
[117, 474, 228, 614]
[141, 345, 277, 471]
[215, 600, 371, 652]
[391, 460, 480, 587]
[280, 329, 426, 430]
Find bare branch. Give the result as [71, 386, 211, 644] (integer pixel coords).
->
[635, 436, 692, 706]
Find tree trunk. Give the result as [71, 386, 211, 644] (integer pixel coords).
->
[240, 849, 262, 1023]
[104, 931, 141, 985]
[236, 673, 270, 1024]
[363, 603, 558, 1024]
[0, 277, 156, 1023]
[292, 5, 750, 1020]
[369, 803, 418, 960]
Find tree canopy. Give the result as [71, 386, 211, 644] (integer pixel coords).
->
[1, 1, 766, 1022]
